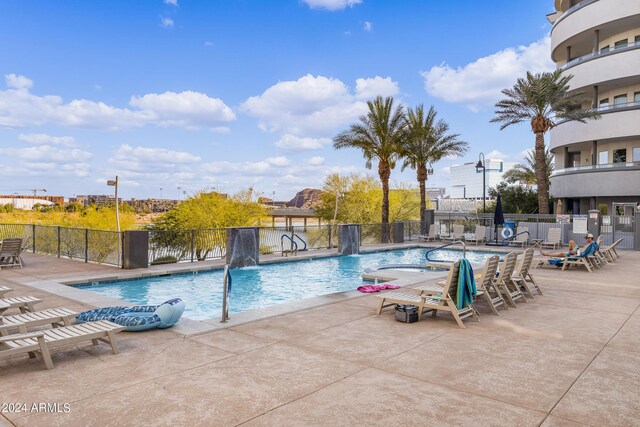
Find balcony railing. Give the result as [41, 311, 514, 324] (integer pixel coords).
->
[561, 40, 640, 70]
[552, 161, 640, 176]
[553, 0, 599, 28]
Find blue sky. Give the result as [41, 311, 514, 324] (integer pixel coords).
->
[0, 0, 554, 201]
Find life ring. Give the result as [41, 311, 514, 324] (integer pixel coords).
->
[76, 298, 185, 332]
[501, 227, 514, 240]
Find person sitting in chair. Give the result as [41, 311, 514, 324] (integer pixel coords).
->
[540, 233, 594, 257]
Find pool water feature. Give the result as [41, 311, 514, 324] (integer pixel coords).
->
[75, 248, 504, 321]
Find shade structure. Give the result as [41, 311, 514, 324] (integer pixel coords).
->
[494, 193, 505, 225]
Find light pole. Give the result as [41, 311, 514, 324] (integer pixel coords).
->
[107, 176, 121, 266]
[177, 186, 182, 200]
[475, 153, 486, 214]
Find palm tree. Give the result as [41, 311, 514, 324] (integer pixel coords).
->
[503, 148, 554, 188]
[491, 70, 599, 214]
[400, 105, 468, 232]
[333, 96, 406, 242]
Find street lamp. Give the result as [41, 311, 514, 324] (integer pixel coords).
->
[475, 152, 486, 214]
[107, 176, 121, 266]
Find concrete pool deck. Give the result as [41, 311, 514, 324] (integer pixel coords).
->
[1, 248, 639, 426]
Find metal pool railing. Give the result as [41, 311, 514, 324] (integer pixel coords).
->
[425, 240, 467, 262]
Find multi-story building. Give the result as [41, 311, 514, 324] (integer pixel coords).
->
[449, 159, 516, 199]
[548, 0, 640, 215]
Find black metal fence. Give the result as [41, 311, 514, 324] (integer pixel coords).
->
[0, 224, 121, 266]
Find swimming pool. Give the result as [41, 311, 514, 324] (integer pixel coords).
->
[75, 248, 504, 320]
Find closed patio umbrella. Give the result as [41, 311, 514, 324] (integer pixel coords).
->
[494, 193, 504, 243]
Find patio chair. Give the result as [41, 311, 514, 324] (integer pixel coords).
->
[600, 238, 623, 262]
[511, 248, 542, 297]
[375, 261, 477, 328]
[509, 226, 529, 247]
[0, 238, 25, 269]
[561, 242, 597, 272]
[472, 255, 505, 315]
[0, 285, 12, 298]
[442, 224, 464, 242]
[0, 307, 77, 336]
[540, 228, 562, 250]
[492, 252, 526, 307]
[465, 225, 487, 246]
[418, 224, 439, 242]
[0, 296, 42, 314]
[0, 320, 125, 370]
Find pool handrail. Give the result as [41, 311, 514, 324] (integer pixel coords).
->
[292, 233, 307, 251]
[221, 265, 231, 323]
[425, 240, 466, 262]
[505, 230, 530, 241]
[280, 234, 299, 256]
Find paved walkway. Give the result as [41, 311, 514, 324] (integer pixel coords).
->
[1, 250, 639, 426]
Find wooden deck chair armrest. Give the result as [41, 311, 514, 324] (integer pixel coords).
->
[420, 289, 444, 297]
[0, 331, 44, 343]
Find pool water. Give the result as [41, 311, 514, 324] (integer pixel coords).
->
[75, 248, 503, 320]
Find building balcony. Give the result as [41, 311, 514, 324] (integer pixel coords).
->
[551, 0, 640, 61]
[560, 46, 640, 91]
[550, 162, 640, 198]
[550, 104, 640, 150]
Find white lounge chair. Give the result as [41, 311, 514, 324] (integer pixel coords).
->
[0, 296, 42, 314]
[511, 248, 542, 297]
[509, 226, 529, 247]
[418, 224, 439, 242]
[473, 255, 505, 315]
[442, 224, 464, 242]
[540, 228, 562, 250]
[465, 225, 487, 246]
[0, 238, 25, 269]
[0, 320, 125, 370]
[492, 252, 527, 307]
[0, 285, 12, 298]
[0, 307, 78, 336]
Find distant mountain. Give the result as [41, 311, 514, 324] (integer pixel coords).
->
[286, 188, 323, 209]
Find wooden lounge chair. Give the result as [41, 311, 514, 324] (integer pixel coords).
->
[492, 252, 526, 307]
[465, 225, 487, 246]
[0, 285, 12, 298]
[442, 224, 464, 242]
[0, 307, 78, 336]
[375, 261, 476, 328]
[600, 238, 623, 262]
[418, 224, 439, 242]
[561, 243, 597, 272]
[0, 296, 42, 314]
[540, 228, 562, 250]
[0, 320, 125, 370]
[0, 238, 25, 269]
[473, 255, 505, 315]
[511, 248, 542, 297]
[509, 226, 529, 247]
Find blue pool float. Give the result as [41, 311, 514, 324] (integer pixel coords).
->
[76, 298, 185, 332]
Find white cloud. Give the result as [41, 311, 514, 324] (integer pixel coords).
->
[112, 144, 200, 165]
[265, 156, 290, 167]
[204, 41, 214, 47]
[242, 74, 399, 137]
[486, 150, 507, 160]
[422, 36, 554, 110]
[0, 75, 235, 131]
[161, 17, 174, 28]
[18, 133, 76, 147]
[5, 74, 33, 90]
[0, 143, 91, 177]
[165, 0, 178, 5]
[302, 0, 362, 11]
[308, 156, 325, 166]
[355, 76, 399, 100]
[130, 91, 236, 129]
[363, 21, 372, 32]
[275, 134, 331, 151]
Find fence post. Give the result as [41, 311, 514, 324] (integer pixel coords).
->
[191, 229, 195, 262]
[32, 224, 36, 253]
[84, 228, 89, 263]
[328, 225, 332, 249]
[57, 226, 61, 258]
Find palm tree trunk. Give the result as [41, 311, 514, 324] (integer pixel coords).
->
[379, 160, 391, 243]
[417, 165, 428, 234]
[534, 132, 550, 214]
